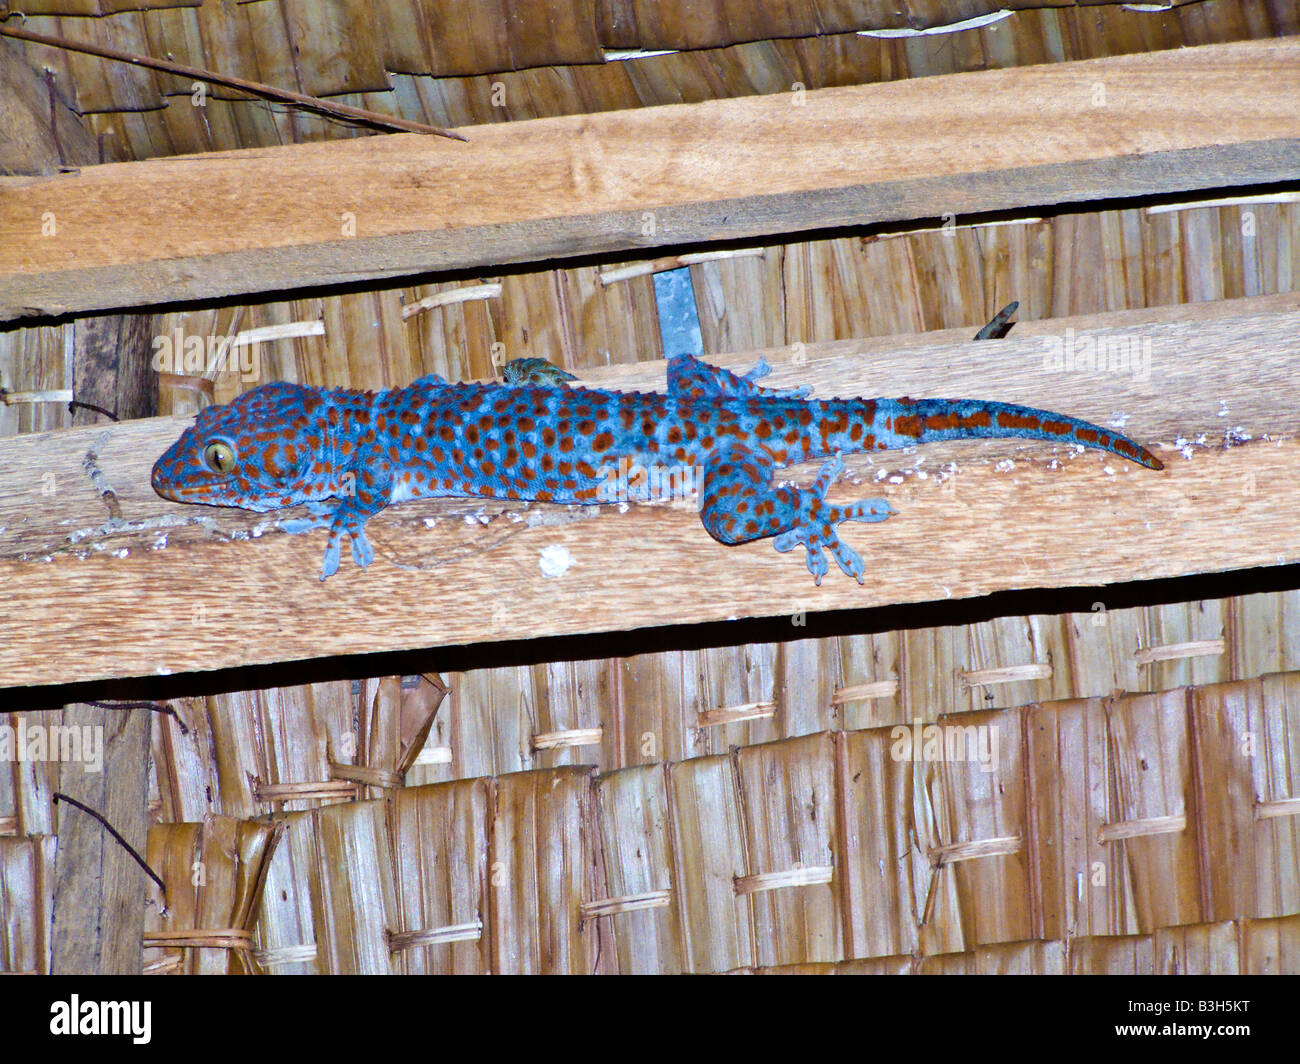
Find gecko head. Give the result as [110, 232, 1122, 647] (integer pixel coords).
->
[151, 382, 328, 511]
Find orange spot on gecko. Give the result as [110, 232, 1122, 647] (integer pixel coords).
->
[994, 410, 1040, 431]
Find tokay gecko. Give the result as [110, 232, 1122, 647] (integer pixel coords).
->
[151, 354, 1163, 583]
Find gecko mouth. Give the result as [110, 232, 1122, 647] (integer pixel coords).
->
[150, 464, 174, 499]
[150, 465, 205, 501]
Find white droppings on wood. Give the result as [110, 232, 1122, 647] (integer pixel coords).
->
[538, 545, 576, 578]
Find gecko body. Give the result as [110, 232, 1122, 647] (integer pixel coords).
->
[151, 354, 1163, 582]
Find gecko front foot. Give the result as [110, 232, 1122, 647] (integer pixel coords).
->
[318, 521, 375, 580]
[280, 500, 336, 536]
[281, 501, 376, 580]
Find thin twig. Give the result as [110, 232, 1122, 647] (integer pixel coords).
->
[44, 68, 66, 168]
[67, 399, 118, 421]
[0, 22, 467, 142]
[53, 792, 168, 913]
[85, 699, 189, 736]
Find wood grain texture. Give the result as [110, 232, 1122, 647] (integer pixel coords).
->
[2, 293, 1299, 687]
[69, 316, 157, 425]
[48, 705, 151, 974]
[2, 38, 1299, 319]
[0, 38, 102, 177]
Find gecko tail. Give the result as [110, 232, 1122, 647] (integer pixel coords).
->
[882, 398, 1164, 471]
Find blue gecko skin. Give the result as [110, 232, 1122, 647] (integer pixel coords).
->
[151, 355, 1163, 583]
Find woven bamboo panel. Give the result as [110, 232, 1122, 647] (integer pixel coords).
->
[4, 198, 1293, 423]
[125, 201, 1292, 413]
[738, 920, 1299, 972]
[253, 798, 396, 973]
[920, 707, 1033, 953]
[140, 675, 442, 824]
[591, 764, 680, 973]
[0, 710, 61, 836]
[1194, 674, 1300, 918]
[19, 668, 1287, 973]
[404, 589, 1299, 785]
[1242, 911, 1300, 973]
[487, 766, 597, 972]
[917, 939, 1068, 974]
[5, 667, 1298, 973]
[0, 835, 55, 975]
[667, 753, 751, 971]
[389, 778, 491, 974]
[142, 816, 281, 975]
[735, 732, 841, 965]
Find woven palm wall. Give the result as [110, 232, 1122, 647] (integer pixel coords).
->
[4, 0, 1295, 159]
[1, 1, 1299, 973]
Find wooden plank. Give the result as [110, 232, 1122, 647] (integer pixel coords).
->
[71, 314, 158, 422]
[2, 38, 1298, 320]
[2, 292, 1300, 687]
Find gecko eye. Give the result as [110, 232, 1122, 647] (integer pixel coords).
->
[202, 440, 237, 474]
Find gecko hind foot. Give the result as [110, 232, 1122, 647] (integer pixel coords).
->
[698, 447, 893, 585]
[773, 456, 893, 585]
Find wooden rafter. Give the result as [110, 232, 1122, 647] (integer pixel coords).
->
[2, 292, 1299, 687]
[1, 37, 1298, 320]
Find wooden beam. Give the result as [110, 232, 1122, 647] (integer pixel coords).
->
[2, 38, 1298, 320]
[2, 292, 1299, 688]
[70, 315, 158, 424]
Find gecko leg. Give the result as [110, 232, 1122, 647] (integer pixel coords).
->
[698, 445, 894, 585]
[280, 500, 335, 538]
[737, 356, 813, 399]
[281, 469, 392, 579]
[667, 353, 812, 400]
